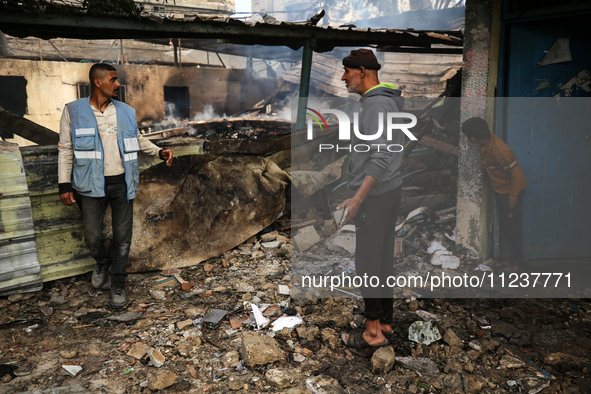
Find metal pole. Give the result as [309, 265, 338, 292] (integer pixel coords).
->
[172, 38, 179, 67]
[296, 38, 314, 130]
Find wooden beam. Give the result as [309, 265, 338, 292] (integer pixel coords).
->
[0, 106, 58, 145]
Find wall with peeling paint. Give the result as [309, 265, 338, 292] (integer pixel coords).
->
[456, 0, 498, 259]
[0, 59, 277, 145]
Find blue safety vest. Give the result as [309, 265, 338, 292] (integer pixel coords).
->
[67, 97, 140, 200]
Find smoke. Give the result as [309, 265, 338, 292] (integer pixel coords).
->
[191, 103, 225, 122]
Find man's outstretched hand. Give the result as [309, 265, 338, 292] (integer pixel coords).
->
[161, 149, 173, 166]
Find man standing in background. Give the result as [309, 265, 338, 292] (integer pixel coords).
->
[58, 63, 173, 308]
[462, 117, 527, 270]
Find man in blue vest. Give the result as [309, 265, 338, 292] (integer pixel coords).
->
[58, 63, 173, 308]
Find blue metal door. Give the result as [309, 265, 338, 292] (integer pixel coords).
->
[502, 17, 591, 259]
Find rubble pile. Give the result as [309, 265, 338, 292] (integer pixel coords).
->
[1, 230, 591, 393]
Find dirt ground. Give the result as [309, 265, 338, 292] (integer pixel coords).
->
[1, 231, 590, 393]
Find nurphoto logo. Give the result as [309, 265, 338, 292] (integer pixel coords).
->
[305, 108, 418, 152]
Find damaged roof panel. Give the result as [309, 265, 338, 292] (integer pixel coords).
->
[0, 7, 462, 54]
[281, 52, 462, 97]
[0, 141, 43, 295]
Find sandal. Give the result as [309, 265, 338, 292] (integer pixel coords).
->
[352, 315, 394, 335]
[341, 331, 388, 349]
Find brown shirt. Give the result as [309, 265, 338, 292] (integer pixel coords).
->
[479, 134, 526, 205]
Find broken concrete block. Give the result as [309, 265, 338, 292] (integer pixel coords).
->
[294, 225, 321, 252]
[176, 341, 193, 357]
[127, 342, 148, 360]
[62, 365, 82, 377]
[499, 355, 525, 369]
[371, 346, 395, 374]
[325, 233, 356, 255]
[261, 240, 281, 252]
[240, 332, 285, 367]
[397, 356, 440, 377]
[296, 325, 320, 341]
[227, 376, 247, 391]
[221, 350, 240, 368]
[463, 374, 489, 393]
[177, 319, 193, 330]
[261, 231, 279, 242]
[148, 369, 176, 390]
[517, 377, 551, 394]
[146, 347, 165, 368]
[443, 329, 463, 349]
[305, 375, 346, 394]
[265, 369, 296, 388]
[60, 349, 78, 359]
[320, 327, 340, 350]
[408, 321, 442, 345]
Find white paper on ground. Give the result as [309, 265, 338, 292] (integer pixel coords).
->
[270, 315, 304, 331]
[251, 303, 270, 330]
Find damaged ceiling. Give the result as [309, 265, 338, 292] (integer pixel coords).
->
[0, 6, 463, 54]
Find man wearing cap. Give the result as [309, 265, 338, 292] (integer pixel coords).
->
[337, 49, 405, 349]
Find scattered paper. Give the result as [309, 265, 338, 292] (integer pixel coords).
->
[270, 315, 304, 331]
[250, 303, 270, 330]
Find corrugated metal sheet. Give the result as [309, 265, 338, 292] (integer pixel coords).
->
[0, 141, 43, 295]
[280, 52, 462, 98]
[20, 145, 96, 283]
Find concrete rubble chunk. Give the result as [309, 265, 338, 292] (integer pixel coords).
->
[176, 341, 193, 357]
[443, 371, 463, 391]
[294, 225, 321, 252]
[221, 350, 240, 368]
[59, 349, 78, 359]
[127, 342, 148, 360]
[463, 374, 489, 393]
[320, 327, 340, 350]
[415, 310, 440, 321]
[306, 375, 347, 394]
[147, 369, 176, 391]
[296, 325, 320, 341]
[240, 332, 285, 367]
[325, 233, 356, 255]
[395, 356, 440, 377]
[106, 312, 140, 323]
[443, 328, 463, 348]
[62, 365, 82, 377]
[261, 231, 279, 242]
[371, 346, 395, 374]
[176, 319, 193, 330]
[543, 352, 579, 365]
[408, 321, 442, 345]
[265, 368, 297, 388]
[261, 240, 281, 251]
[517, 377, 551, 394]
[146, 347, 166, 368]
[228, 376, 247, 391]
[499, 354, 525, 369]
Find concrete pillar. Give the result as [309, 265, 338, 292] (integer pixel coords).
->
[456, 0, 499, 259]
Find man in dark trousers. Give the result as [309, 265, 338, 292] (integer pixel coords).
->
[58, 63, 173, 308]
[337, 49, 405, 348]
[462, 117, 527, 270]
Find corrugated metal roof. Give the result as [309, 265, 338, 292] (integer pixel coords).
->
[280, 52, 462, 98]
[0, 141, 43, 295]
[0, 5, 462, 54]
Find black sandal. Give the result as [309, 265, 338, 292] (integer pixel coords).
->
[341, 331, 388, 349]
